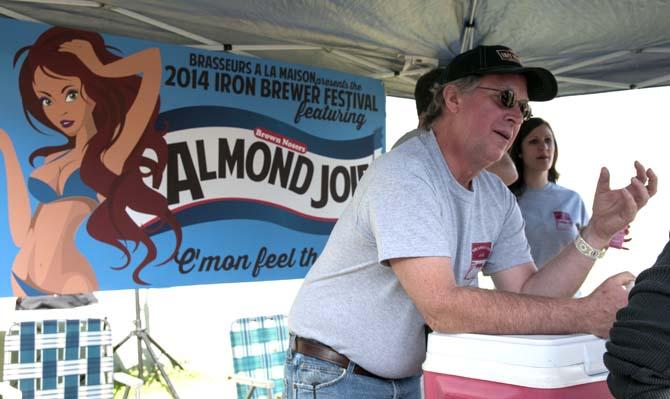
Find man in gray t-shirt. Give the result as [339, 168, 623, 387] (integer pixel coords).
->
[285, 45, 657, 399]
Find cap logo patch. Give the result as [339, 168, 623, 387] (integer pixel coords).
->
[496, 49, 521, 63]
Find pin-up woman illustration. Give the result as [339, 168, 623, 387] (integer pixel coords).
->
[0, 27, 181, 296]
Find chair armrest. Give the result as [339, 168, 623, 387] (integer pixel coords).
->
[227, 373, 275, 390]
[114, 372, 144, 389]
[0, 381, 22, 399]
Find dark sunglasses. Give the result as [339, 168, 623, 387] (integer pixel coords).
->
[477, 87, 532, 121]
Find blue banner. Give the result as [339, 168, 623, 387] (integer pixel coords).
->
[0, 19, 385, 296]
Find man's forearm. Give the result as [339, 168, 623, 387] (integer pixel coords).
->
[428, 286, 588, 335]
[521, 243, 595, 297]
[521, 226, 607, 297]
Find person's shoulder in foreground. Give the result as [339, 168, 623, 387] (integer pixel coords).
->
[605, 236, 670, 399]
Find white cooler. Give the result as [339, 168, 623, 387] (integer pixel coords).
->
[423, 333, 613, 399]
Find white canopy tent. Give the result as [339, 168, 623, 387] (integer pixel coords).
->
[0, 0, 669, 98]
[0, 3, 668, 397]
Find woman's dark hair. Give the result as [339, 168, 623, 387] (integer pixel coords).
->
[508, 117, 559, 197]
[15, 27, 181, 285]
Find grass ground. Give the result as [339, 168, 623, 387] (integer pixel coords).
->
[113, 362, 229, 398]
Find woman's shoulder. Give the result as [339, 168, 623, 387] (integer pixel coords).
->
[478, 169, 510, 191]
[551, 183, 584, 198]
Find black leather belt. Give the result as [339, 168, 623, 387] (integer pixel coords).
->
[291, 335, 386, 380]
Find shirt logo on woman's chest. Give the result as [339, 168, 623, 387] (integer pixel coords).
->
[553, 211, 573, 231]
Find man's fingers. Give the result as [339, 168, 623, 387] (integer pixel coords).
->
[595, 167, 611, 194]
[646, 167, 658, 197]
[633, 161, 647, 184]
[607, 271, 636, 286]
[628, 177, 651, 208]
[619, 163, 656, 209]
[631, 161, 657, 198]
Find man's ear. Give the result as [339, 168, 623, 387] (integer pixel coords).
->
[442, 84, 461, 113]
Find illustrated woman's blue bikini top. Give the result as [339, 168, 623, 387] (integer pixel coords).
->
[28, 169, 98, 204]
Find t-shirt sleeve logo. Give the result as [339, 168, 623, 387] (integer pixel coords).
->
[465, 242, 492, 280]
[553, 211, 574, 231]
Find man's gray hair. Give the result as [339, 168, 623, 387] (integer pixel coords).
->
[422, 75, 481, 129]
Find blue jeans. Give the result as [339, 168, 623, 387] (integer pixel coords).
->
[283, 341, 422, 398]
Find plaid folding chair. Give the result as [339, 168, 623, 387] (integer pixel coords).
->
[0, 328, 21, 399]
[1, 309, 142, 399]
[228, 314, 289, 399]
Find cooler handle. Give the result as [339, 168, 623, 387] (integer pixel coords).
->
[582, 339, 608, 376]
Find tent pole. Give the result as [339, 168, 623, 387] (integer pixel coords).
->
[0, 5, 41, 22]
[192, 44, 322, 52]
[372, 66, 435, 80]
[460, 0, 479, 54]
[552, 51, 629, 75]
[10, 0, 100, 7]
[330, 49, 392, 73]
[110, 7, 221, 47]
[330, 49, 415, 84]
[641, 47, 670, 54]
[636, 74, 670, 89]
[555, 76, 631, 90]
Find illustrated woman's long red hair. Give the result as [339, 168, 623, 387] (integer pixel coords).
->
[15, 27, 181, 285]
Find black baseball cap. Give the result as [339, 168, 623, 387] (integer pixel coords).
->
[439, 45, 557, 101]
